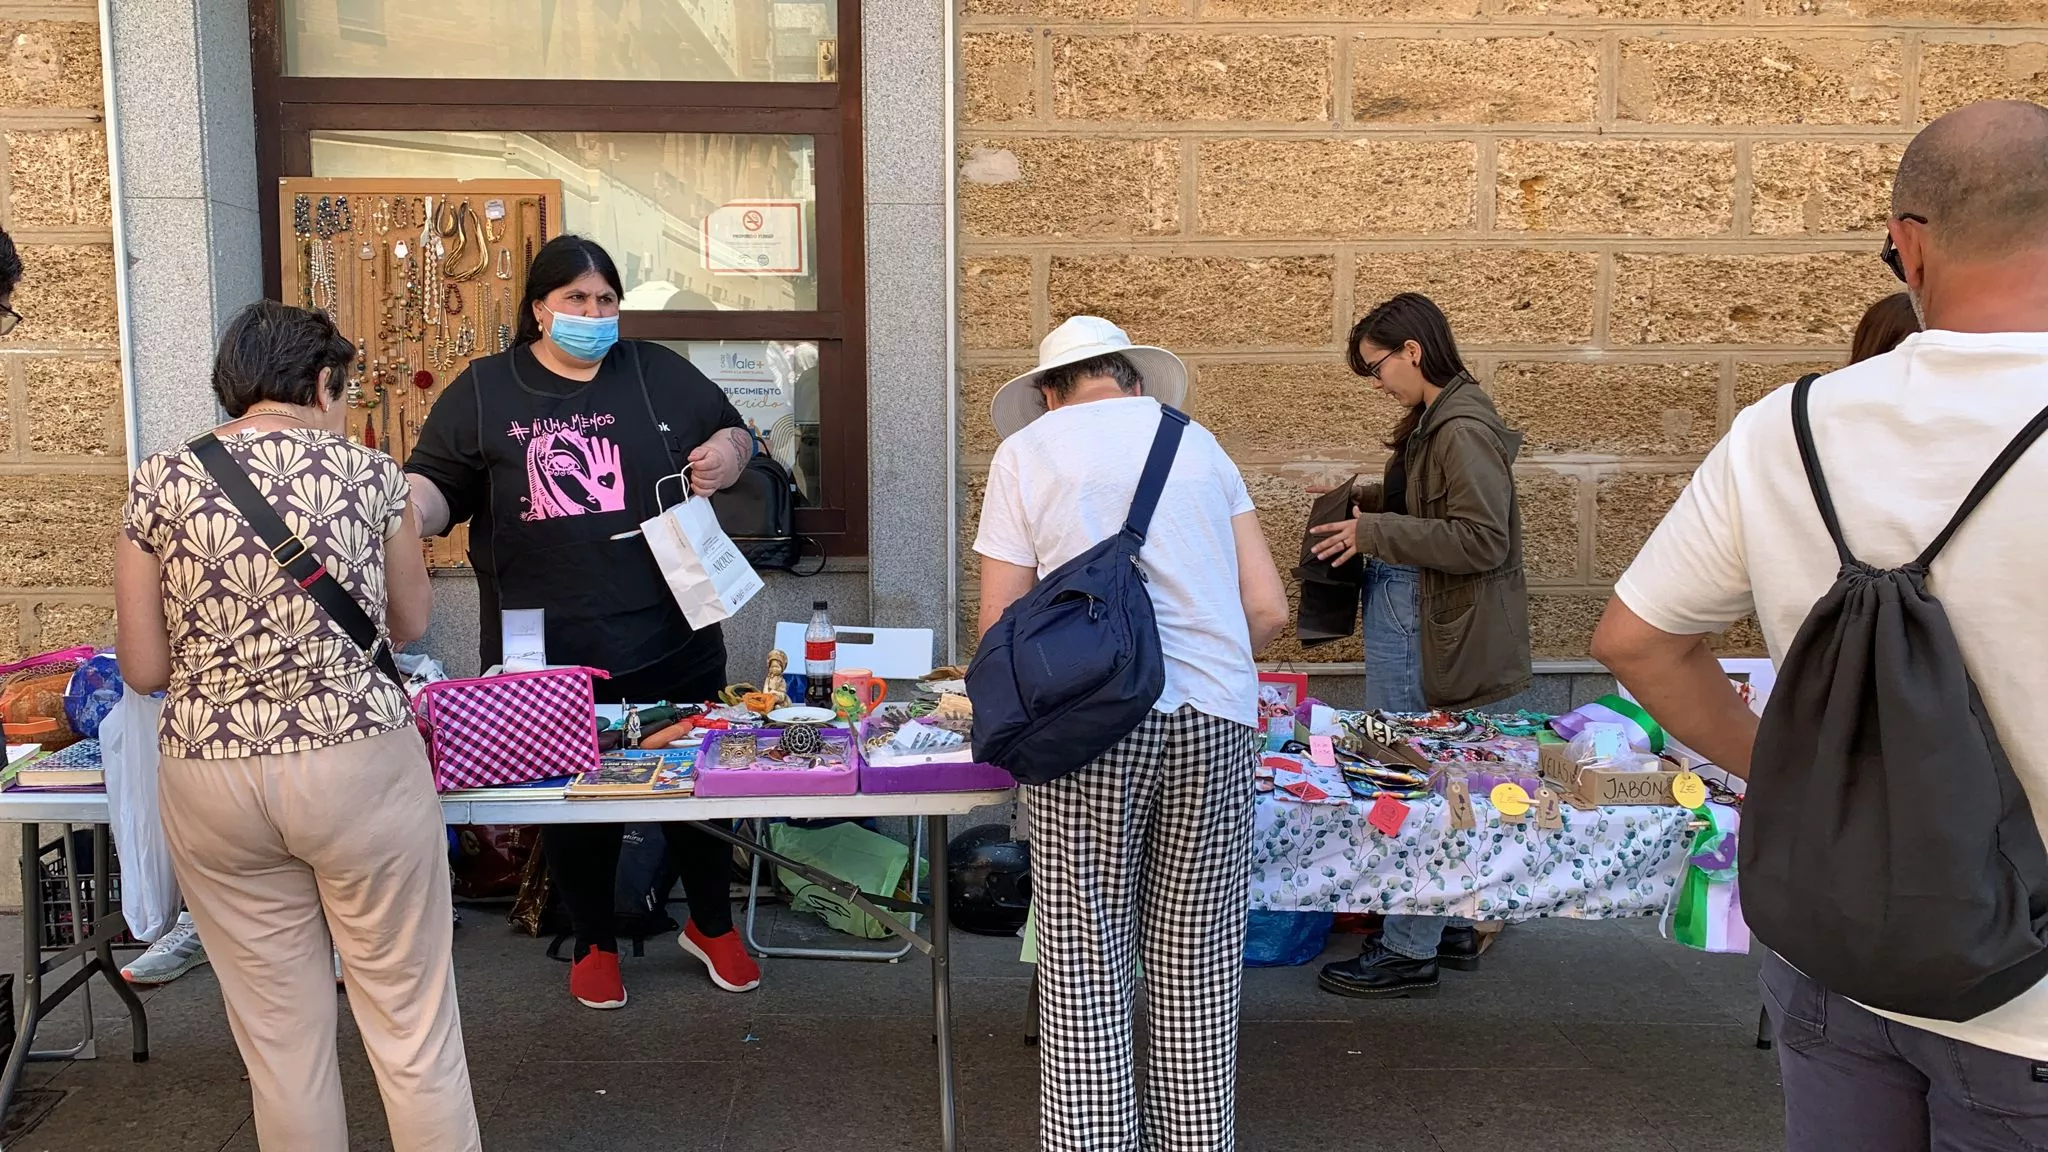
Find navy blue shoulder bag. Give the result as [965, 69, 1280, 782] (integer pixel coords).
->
[967, 406, 1189, 786]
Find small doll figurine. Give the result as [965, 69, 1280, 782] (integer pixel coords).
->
[764, 649, 791, 706]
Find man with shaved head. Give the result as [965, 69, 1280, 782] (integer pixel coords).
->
[1590, 100, 2048, 1150]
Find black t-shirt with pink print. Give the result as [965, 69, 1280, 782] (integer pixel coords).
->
[406, 340, 746, 680]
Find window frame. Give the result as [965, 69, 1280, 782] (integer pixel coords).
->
[248, 0, 869, 553]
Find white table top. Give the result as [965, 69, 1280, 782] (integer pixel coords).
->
[0, 788, 1015, 827]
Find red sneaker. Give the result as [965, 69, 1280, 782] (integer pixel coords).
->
[569, 946, 628, 1010]
[679, 921, 761, 993]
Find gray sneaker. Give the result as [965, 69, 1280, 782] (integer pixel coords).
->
[121, 912, 207, 986]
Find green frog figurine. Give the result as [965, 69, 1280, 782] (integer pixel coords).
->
[832, 684, 866, 725]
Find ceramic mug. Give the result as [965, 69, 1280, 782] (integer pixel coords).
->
[832, 668, 889, 715]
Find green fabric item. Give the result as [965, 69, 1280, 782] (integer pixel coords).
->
[1670, 805, 1729, 950]
[767, 822, 916, 941]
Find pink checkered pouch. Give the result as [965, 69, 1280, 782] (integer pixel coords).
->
[414, 667, 609, 793]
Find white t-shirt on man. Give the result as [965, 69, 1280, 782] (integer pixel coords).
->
[974, 396, 1259, 730]
[1616, 329, 2048, 1059]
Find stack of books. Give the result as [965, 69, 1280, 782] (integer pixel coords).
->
[567, 749, 698, 799]
[3, 739, 102, 792]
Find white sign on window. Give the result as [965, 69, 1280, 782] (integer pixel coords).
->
[701, 200, 806, 276]
[689, 342, 800, 478]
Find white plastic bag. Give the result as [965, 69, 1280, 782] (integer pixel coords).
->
[641, 473, 763, 629]
[101, 687, 179, 942]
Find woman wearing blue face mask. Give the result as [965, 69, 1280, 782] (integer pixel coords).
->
[406, 235, 763, 1011]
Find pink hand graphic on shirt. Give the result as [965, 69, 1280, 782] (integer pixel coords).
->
[581, 436, 626, 512]
[524, 430, 627, 519]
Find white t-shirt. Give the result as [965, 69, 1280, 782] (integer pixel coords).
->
[1616, 329, 2048, 1059]
[974, 396, 1259, 729]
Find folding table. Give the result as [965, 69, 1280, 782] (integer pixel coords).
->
[0, 786, 1012, 1152]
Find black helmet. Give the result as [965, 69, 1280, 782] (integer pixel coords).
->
[947, 824, 1032, 936]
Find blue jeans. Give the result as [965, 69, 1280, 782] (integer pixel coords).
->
[1362, 560, 1425, 713]
[1362, 560, 1462, 961]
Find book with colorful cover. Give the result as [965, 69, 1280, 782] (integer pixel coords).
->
[4, 738, 101, 791]
[566, 749, 698, 798]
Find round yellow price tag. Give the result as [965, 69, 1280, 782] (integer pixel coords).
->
[1490, 782, 1533, 818]
[1671, 771, 1708, 810]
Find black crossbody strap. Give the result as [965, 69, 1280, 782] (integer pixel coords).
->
[187, 433, 405, 689]
[1122, 406, 1191, 542]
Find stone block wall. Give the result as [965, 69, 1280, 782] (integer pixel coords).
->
[0, 6, 121, 662]
[955, 0, 2035, 660]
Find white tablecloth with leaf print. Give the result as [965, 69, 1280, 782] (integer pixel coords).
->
[1247, 792, 1699, 920]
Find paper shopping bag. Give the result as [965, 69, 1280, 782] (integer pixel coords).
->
[643, 492, 765, 629]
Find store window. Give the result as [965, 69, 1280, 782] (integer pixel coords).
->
[253, 0, 865, 550]
[282, 0, 839, 82]
[310, 131, 819, 311]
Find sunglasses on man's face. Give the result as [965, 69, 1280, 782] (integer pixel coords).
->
[1882, 214, 1927, 284]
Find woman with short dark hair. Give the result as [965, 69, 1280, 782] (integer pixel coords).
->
[1309, 292, 1533, 1000]
[405, 235, 762, 1010]
[114, 300, 475, 1150]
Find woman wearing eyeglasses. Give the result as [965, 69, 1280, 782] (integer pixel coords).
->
[1306, 292, 1532, 1000]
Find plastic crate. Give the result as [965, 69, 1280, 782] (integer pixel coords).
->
[36, 829, 137, 951]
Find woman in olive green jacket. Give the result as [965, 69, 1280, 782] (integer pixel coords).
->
[1307, 292, 1532, 1000]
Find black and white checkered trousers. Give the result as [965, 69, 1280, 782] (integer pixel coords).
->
[1025, 705, 1263, 1152]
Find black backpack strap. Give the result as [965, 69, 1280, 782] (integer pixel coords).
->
[187, 432, 406, 690]
[1790, 373, 1857, 568]
[1913, 399, 2048, 569]
[1122, 406, 1191, 542]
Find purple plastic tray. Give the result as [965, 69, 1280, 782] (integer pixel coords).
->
[695, 728, 859, 798]
[860, 756, 1016, 794]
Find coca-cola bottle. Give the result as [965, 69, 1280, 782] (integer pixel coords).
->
[804, 601, 835, 708]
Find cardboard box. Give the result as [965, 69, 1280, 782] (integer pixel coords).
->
[1540, 742, 1684, 809]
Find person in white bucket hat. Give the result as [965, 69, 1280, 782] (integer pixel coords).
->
[989, 315, 1191, 439]
[975, 315, 1290, 1151]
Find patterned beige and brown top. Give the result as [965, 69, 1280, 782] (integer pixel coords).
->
[123, 428, 415, 760]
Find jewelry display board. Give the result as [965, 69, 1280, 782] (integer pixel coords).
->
[277, 178, 565, 570]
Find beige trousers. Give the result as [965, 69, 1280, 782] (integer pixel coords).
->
[159, 725, 481, 1152]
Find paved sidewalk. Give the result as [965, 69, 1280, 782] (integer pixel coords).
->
[2, 910, 1780, 1151]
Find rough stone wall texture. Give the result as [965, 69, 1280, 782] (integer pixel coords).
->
[0, 9, 120, 662]
[955, 0, 2008, 661]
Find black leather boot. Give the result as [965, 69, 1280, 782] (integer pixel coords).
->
[1317, 946, 1440, 999]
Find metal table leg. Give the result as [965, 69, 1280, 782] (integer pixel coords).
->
[0, 821, 43, 1126]
[695, 815, 961, 1150]
[91, 827, 147, 1063]
[928, 813, 957, 1152]
[0, 823, 153, 1148]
